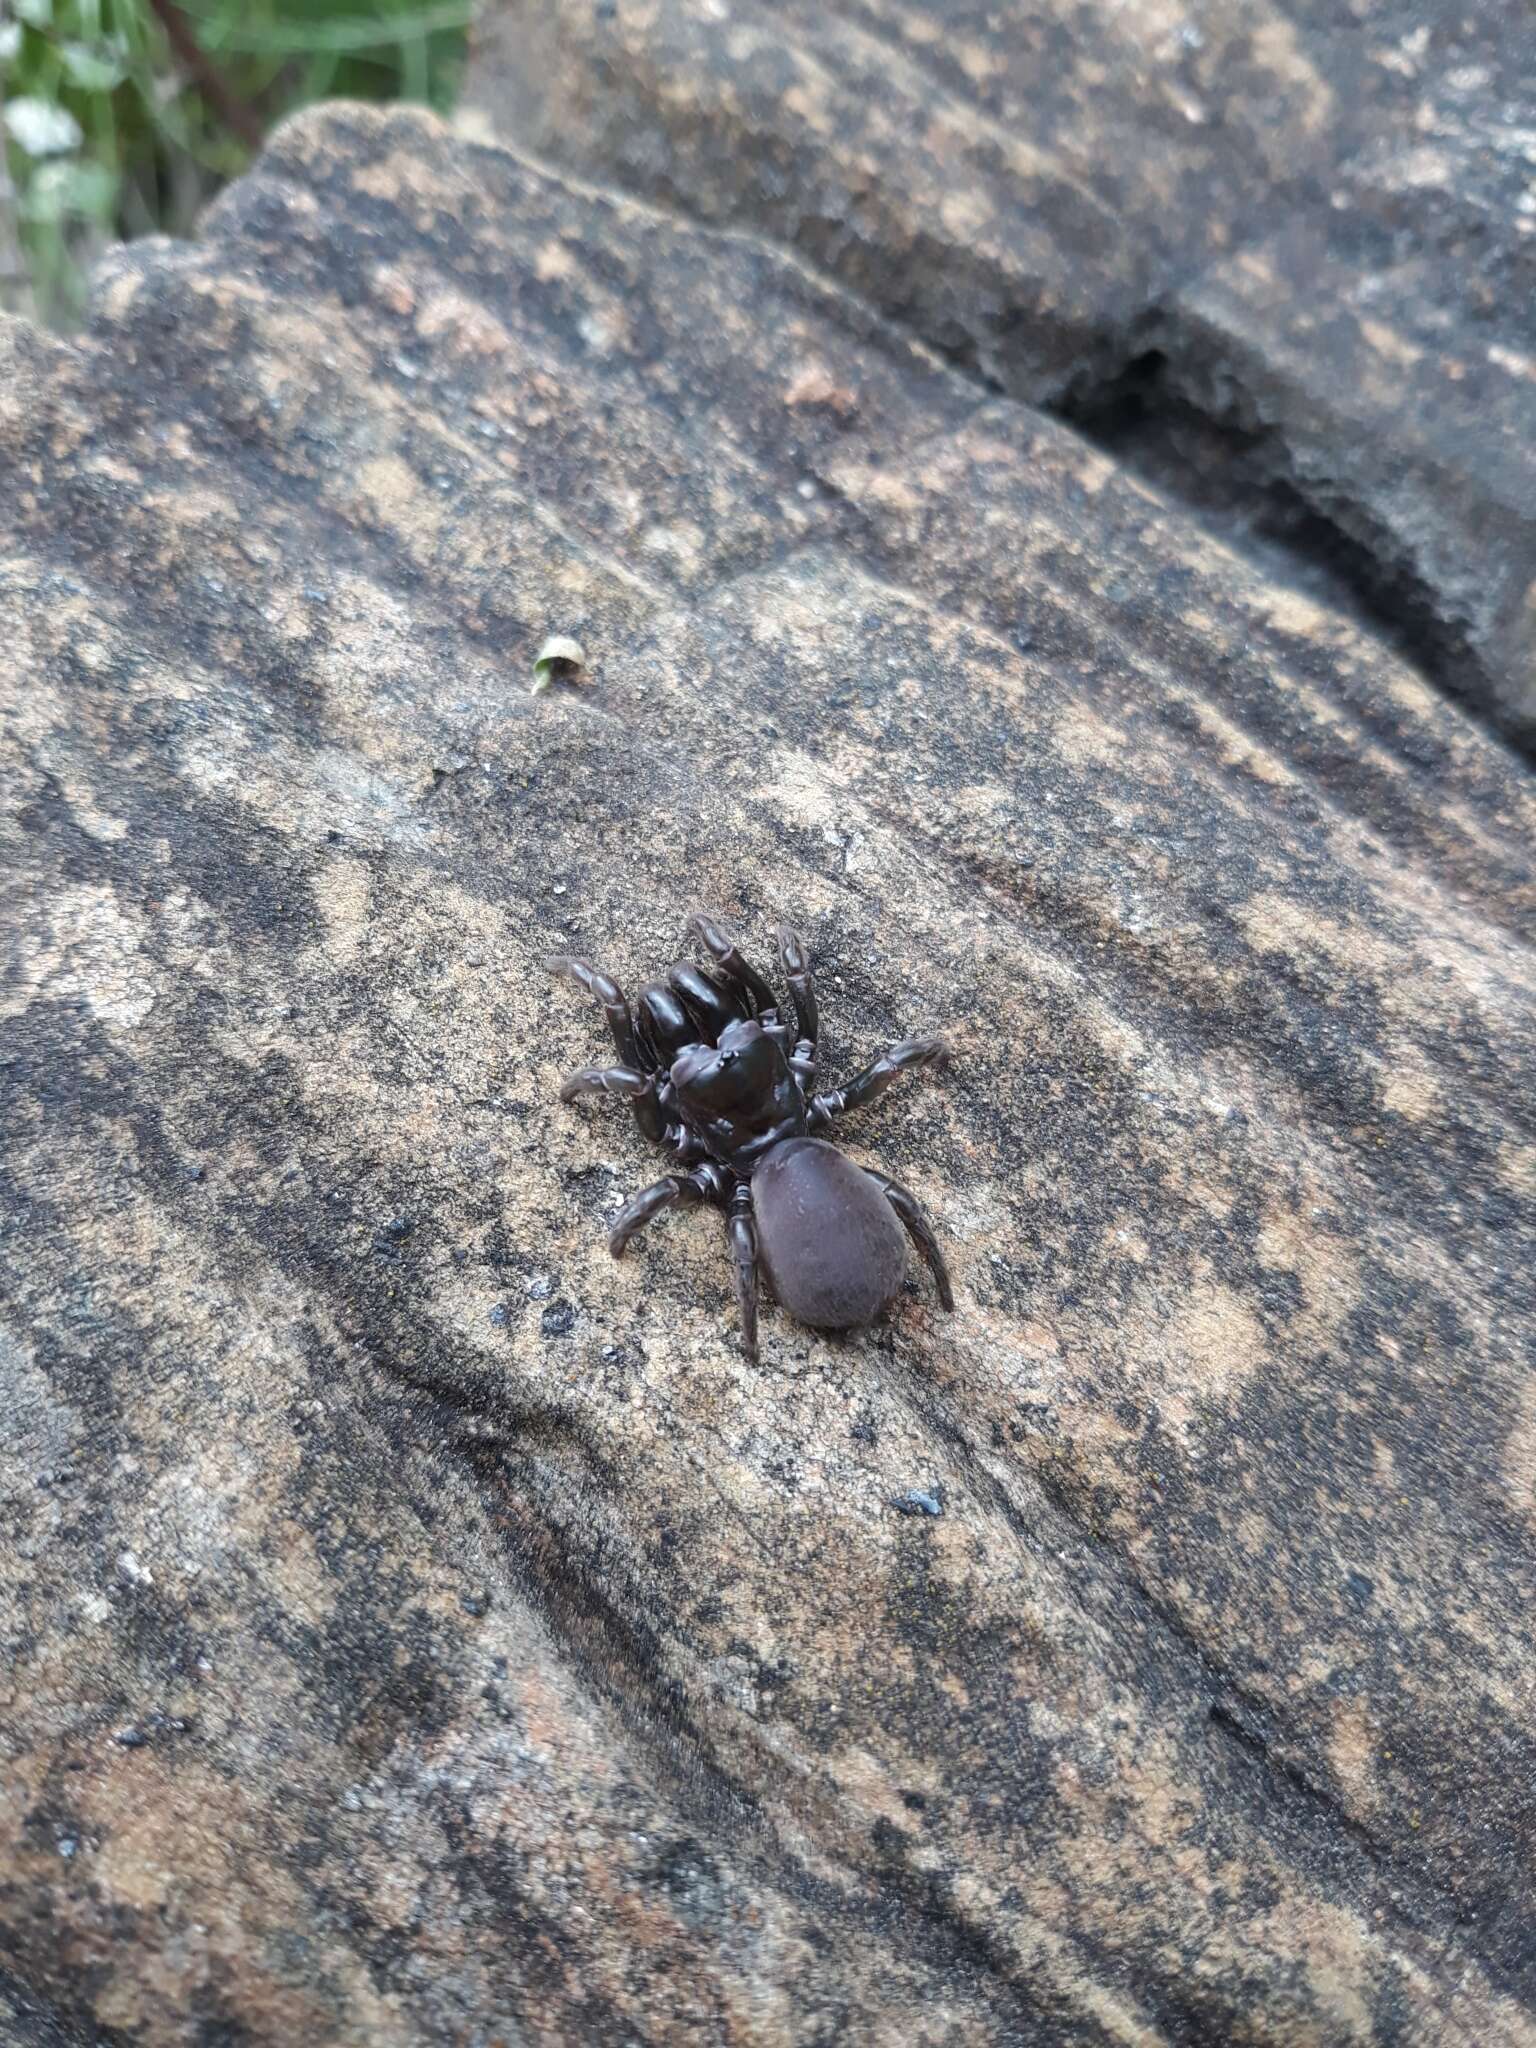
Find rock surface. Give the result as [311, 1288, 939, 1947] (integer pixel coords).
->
[1, 62, 1535, 2048]
[467, 0, 1536, 748]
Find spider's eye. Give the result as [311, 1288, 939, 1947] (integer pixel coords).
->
[718, 1051, 737, 1069]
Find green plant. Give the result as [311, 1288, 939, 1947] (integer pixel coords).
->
[1, 0, 471, 327]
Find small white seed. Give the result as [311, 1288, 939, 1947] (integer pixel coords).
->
[531, 635, 588, 693]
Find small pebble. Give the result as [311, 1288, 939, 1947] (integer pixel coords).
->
[541, 1300, 576, 1338]
[892, 1489, 943, 1518]
[526, 1274, 554, 1300]
[488, 1304, 509, 1328]
[113, 1727, 147, 1749]
[460, 1589, 491, 1618]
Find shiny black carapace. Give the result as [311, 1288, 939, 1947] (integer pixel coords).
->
[547, 914, 954, 1362]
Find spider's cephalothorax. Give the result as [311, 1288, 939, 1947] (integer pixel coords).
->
[546, 915, 954, 1362]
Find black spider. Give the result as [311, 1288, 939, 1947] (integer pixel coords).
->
[546, 914, 954, 1362]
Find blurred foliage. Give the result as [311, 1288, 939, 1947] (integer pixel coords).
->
[0, 0, 470, 325]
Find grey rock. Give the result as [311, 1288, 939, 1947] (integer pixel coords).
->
[0, 77, 1533, 2048]
[468, 0, 1536, 744]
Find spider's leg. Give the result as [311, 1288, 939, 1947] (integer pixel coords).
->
[544, 955, 642, 1061]
[810, 1037, 947, 1127]
[546, 954, 665, 1143]
[862, 1168, 955, 1312]
[726, 1181, 760, 1365]
[668, 960, 745, 1043]
[609, 1165, 724, 1258]
[688, 912, 778, 1018]
[774, 925, 818, 1071]
[637, 984, 701, 1070]
[559, 1064, 651, 1105]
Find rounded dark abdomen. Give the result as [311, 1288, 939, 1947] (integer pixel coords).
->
[752, 1138, 906, 1330]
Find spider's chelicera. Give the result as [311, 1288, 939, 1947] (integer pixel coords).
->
[546, 915, 954, 1362]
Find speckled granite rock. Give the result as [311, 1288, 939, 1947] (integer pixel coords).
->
[466, 0, 1536, 746]
[2, 96, 1535, 2048]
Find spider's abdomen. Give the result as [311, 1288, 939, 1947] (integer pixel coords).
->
[752, 1137, 906, 1330]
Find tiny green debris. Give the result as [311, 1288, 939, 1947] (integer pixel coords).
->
[531, 634, 588, 694]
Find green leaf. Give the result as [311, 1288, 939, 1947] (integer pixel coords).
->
[58, 40, 130, 92]
[186, 0, 472, 57]
[20, 157, 119, 223]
